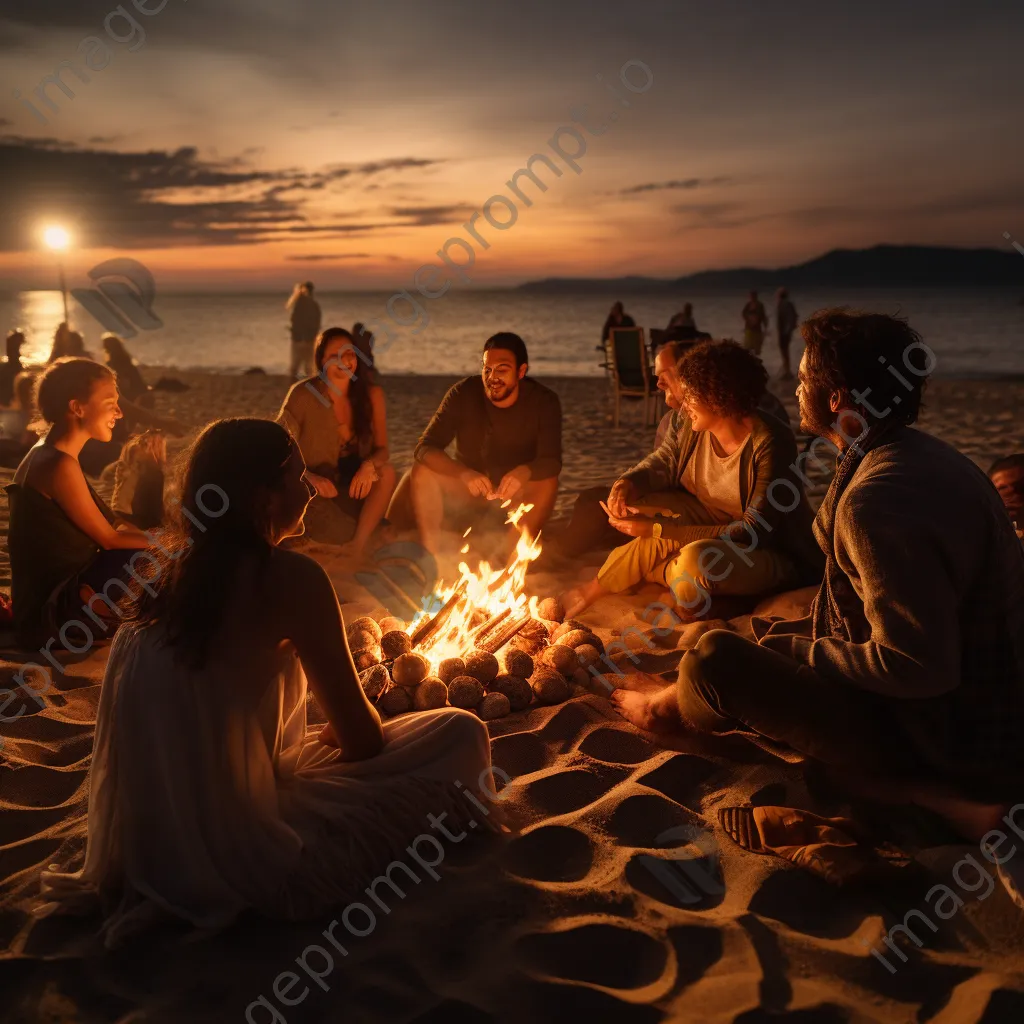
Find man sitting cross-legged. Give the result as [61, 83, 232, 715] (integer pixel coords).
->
[562, 339, 822, 621]
[387, 332, 561, 554]
[613, 310, 1024, 852]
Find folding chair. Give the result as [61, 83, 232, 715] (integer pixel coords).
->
[608, 326, 655, 428]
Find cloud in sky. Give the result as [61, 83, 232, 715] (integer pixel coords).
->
[1, 0, 1023, 285]
[620, 177, 733, 195]
[0, 136, 448, 251]
[284, 252, 373, 261]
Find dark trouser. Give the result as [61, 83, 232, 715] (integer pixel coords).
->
[38, 547, 152, 651]
[555, 485, 621, 557]
[555, 486, 694, 559]
[676, 629, 926, 779]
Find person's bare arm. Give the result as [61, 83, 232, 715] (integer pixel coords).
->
[284, 553, 385, 761]
[49, 455, 150, 549]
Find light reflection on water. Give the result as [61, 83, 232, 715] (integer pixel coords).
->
[0, 287, 1021, 377]
[8, 290, 71, 365]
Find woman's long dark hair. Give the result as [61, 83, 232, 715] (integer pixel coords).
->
[137, 418, 296, 670]
[314, 326, 373, 449]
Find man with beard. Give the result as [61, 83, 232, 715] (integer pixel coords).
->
[612, 310, 1024, 853]
[388, 332, 561, 554]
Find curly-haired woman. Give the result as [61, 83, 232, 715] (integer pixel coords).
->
[563, 339, 823, 620]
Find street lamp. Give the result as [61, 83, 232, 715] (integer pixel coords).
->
[43, 225, 71, 322]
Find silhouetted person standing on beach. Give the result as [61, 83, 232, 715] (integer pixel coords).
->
[287, 282, 322, 380]
[741, 291, 768, 356]
[775, 288, 798, 379]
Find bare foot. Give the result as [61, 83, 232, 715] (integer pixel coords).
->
[561, 577, 607, 619]
[339, 539, 368, 558]
[610, 684, 683, 735]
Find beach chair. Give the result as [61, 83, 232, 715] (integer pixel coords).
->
[608, 326, 655, 428]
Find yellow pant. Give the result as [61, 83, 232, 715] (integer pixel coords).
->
[597, 534, 797, 617]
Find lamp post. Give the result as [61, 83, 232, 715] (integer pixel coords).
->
[43, 226, 71, 322]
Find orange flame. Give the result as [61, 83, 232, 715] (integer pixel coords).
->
[407, 501, 541, 670]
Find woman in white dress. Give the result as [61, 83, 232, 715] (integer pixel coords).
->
[38, 418, 497, 946]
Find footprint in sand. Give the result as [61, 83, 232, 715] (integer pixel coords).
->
[625, 847, 725, 910]
[637, 754, 719, 810]
[490, 731, 550, 778]
[604, 792, 704, 848]
[502, 824, 594, 882]
[509, 980, 664, 1023]
[537, 701, 606, 749]
[516, 922, 667, 990]
[577, 726, 658, 764]
[523, 764, 631, 817]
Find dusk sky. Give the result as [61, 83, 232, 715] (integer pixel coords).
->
[2, 0, 1022, 290]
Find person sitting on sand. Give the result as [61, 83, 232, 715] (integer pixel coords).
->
[0, 329, 25, 406]
[6, 359, 153, 648]
[562, 339, 821, 621]
[611, 310, 1024, 858]
[0, 371, 42, 468]
[47, 325, 91, 363]
[989, 453, 1024, 536]
[388, 332, 562, 555]
[552, 341, 795, 563]
[351, 322, 381, 385]
[79, 342, 185, 479]
[101, 334, 154, 408]
[667, 302, 696, 331]
[276, 326, 396, 556]
[552, 342, 694, 562]
[111, 429, 167, 530]
[38, 418, 495, 945]
[600, 301, 636, 348]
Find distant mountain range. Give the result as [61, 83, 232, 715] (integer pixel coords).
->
[517, 245, 1024, 292]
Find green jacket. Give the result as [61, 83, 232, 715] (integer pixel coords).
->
[623, 410, 825, 583]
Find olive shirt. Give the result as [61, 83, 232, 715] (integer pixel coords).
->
[623, 409, 824, 582]
[414, 376, 562, 484]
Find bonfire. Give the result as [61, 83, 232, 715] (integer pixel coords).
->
[344, 503, 607, 721]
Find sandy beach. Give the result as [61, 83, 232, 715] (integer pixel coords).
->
[3, 368, 1024, 1022]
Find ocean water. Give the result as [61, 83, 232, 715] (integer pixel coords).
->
[2, 286, 1022, 379]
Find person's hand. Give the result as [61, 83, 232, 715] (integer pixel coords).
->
[607, 478, 638, 519]
[318, 722, 340, 747]
[348, 461, 378, 500]
[460, 468, 494, 499]
[496, 465, 531, 502]
[600, 500, 654, 538]
[307, 472, 338, 499]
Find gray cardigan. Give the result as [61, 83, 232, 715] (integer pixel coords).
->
[623, 410, 824, 582]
